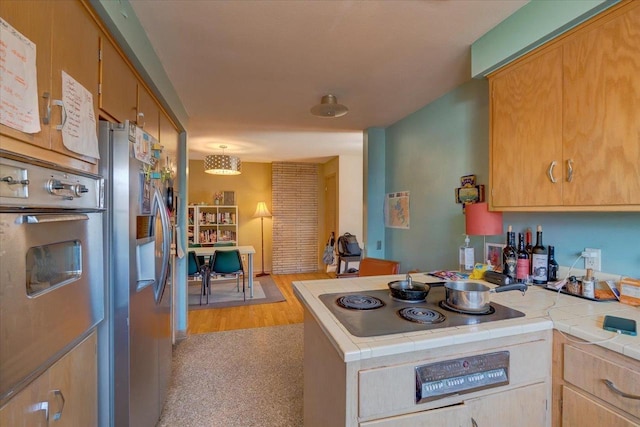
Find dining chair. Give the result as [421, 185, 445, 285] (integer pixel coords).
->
[357, 257, 400, 277]
[209, 249, 246, 301]
[188, 251, 209, 305]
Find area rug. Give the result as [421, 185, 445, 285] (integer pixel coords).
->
[187, 275, 285, 310]
[158, 324, 303, 426]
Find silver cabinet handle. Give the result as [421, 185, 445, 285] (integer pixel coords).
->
[17, 214, 89, 224]
[137, 111, 145, 128]
[29, 401, 49, 422]
[566, 159, 574, 182]
[547, 161, 557, 183]
[603, 379, 640, 400]
[52, 99, 67, 130]
[50, 389, 65, 421]
[42, 92, 51, 125]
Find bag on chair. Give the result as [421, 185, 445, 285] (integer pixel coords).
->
[322, 233, 335, 265]
[337, 232, 361, 257]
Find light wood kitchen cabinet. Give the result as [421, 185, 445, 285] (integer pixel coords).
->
[490, 47, 563, 208]
[0, 0, 100, 174]
[0, 332, 97, 427]
[360, 382, 548, 427]
[552, 330, 640, 426]
[489, 0, 640, 211]
[137, 84, 160, 140]
[0, 0, 53, 152]
[562, 3, 640, 207]
[160, 110, 180, 157]
[99, 36, 138, 123]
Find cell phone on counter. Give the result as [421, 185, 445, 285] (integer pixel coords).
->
[602, 315, 637, 336]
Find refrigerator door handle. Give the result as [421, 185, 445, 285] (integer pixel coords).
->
[153, 186, 171, 303]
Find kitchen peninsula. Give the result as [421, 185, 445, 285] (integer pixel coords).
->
[293, 272, 640, 426]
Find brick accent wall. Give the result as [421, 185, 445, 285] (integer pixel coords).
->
[272, 163, 318, 273]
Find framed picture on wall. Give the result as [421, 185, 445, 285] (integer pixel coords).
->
[223, 191, 235, 205]
[485, 243, 505, 270]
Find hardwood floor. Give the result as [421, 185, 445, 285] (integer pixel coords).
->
[187, 271, 332, 334]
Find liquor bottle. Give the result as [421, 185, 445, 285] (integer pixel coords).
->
[548, 245, 559, 282]
[502, 226, 517, 279]
[516, 233, 530, 283]
[525, 228, 533, 274]
[531, 225, 548, 284]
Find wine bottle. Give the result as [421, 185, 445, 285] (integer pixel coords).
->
[516, 233, 530, 283]
[525, 227, 533, 274]
[548, 245, 559, 282]
[502, 226, 517, 279]
[531, 225, 548, 284]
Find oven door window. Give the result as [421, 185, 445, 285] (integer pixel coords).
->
[25, 240, 82, 296]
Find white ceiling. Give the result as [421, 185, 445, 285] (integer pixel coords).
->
[129, 0, 527, 163]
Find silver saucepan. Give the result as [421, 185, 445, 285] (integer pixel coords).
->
[444, 281, 527, 313]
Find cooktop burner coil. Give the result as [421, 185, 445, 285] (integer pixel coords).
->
[337, 295, 385, 310]
[398, 307, 446, 324]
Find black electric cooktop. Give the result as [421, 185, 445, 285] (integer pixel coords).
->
[319, 285, 525, 337]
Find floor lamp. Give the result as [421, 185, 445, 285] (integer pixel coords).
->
[253, 202, 271, 277]
[465, 202, 503, 266]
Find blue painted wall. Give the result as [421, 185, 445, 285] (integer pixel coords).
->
[364, 128, 386, 259]
[375, 79, 640, 278]
[383, 79, 490, 273]
[471, 0, 619, 77]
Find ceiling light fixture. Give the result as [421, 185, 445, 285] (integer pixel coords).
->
[204, 145, 242, 175]
[310, 94, 348, 118]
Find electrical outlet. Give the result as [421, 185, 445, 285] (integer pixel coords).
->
[584, 248, 601, 271]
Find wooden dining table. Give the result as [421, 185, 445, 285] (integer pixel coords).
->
[191, 245, 256, 298]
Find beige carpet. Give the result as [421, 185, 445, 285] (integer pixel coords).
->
[158, 324, 303, 426]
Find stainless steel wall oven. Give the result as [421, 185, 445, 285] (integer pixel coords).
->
[0, 154, 104, 405]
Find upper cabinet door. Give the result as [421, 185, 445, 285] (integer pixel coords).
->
[137, 84, 160, 140]
[490, 47, 564, 209]
[563, 3, 640, 206]
[99, 37, 137, 124]
[49, 0, 100, 166]
[0, 0, 53, 150]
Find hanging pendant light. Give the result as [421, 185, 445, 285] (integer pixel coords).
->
[204, 145, 242, 175]
[310, 94, 348, 118]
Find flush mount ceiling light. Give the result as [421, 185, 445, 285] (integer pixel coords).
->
[310, 94, 349, 118]
[204, 145, 242, 175]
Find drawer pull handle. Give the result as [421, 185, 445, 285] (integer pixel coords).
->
[603, 379, 640, 400]
[547, 161, 557, 183]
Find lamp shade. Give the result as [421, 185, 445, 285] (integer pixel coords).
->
[253, 202, 271, 218]
[204, 154, 241, 175]
[465, 202, 503, 236]
[310, 94, 348, 118]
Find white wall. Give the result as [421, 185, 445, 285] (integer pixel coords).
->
[338, 151, 364, 243]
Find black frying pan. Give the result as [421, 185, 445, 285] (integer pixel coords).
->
[387, 279, 431, 301]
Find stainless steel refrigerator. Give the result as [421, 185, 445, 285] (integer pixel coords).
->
[99, 120, 173, 427]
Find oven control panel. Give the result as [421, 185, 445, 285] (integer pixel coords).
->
[415, 351, 509, 403]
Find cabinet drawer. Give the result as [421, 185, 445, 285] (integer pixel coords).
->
[562, 386, 638, 427]
[564, 344, 640, 419]
[358, 337, 550, 419]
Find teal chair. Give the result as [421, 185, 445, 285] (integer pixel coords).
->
[209, 249, 245, 301]
[208, 242, 236, 265]
[188, 251, 209, 305]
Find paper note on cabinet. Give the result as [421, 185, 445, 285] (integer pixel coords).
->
[0, 18, 41, 133]
[60, 71, 100, 159]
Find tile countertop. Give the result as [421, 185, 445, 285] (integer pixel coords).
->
[292, 269, 640, 364]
